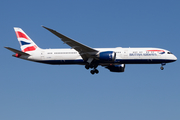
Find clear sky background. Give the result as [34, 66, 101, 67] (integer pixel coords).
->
[1, 0, 180, 120]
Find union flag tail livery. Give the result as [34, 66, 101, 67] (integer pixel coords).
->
[5, 26, 177, 75]
[14, 27, 40, 53]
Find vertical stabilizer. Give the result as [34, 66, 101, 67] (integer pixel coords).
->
[14, 27, 40, 52]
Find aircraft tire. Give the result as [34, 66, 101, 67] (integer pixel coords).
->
[85, 65, 90, 69]
[90, 70, 95, 74]
[160, 66, 164, 70]
[95, 69, 99, 74]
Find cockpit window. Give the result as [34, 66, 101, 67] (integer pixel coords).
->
[167, 52, 172, 54]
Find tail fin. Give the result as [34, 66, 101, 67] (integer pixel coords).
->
[14, 27, 40, 52]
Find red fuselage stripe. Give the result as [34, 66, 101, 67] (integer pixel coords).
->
[147, 50, 165, 52]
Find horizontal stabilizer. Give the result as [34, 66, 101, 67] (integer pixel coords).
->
[4, 47, 30, 56]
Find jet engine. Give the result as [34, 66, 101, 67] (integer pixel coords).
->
[98, 51, 116, 62]
[106, 64, 125, 72]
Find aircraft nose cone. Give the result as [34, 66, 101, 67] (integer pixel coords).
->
[173, 55, 177, 61]
[174, 55, 177, 61]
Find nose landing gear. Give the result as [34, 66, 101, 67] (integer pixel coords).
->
[160, 66, 164, 70]
[160, 63, 166, 70]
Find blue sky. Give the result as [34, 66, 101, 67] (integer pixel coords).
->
[1, 0, 180, 120]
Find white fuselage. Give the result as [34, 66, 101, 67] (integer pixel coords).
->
[22, 47, 177, 65]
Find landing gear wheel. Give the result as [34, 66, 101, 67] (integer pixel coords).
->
[85, 65, 90, 69]
[94, 69, 99, 74]
[90, 69, 99, 75]
[86, 63, 99, 75]
[160, 66, 164, 70]
[90, 70, 95, 75]
[160, 63, 166, 70]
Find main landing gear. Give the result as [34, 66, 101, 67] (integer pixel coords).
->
[85, 64, 99, 75]
[160, 63, 166, 70]
[90, 69, 99, 75]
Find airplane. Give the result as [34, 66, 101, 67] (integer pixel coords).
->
[5, 26, 177, 74]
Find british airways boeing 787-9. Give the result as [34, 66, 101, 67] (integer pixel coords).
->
[5, 26, 177, 74]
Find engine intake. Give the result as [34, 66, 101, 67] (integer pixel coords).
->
[98, 51, 116, 62]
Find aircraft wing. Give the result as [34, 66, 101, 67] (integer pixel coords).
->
[42, 26, 99, 61]
[5, 47, 30, 55]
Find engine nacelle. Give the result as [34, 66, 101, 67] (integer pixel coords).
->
[106, 64, 125, 72]
[98, 51, 116, 62]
